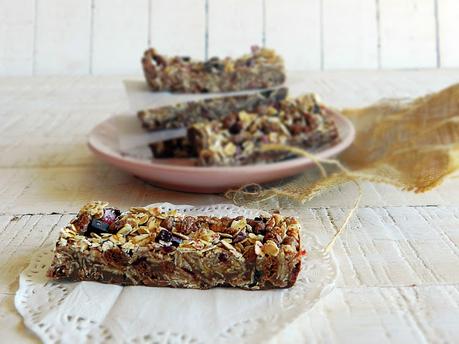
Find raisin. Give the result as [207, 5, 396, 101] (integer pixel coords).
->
[218, 252, 229, 263]
[248, 219, 266, 234]
[229, 121, 243, 135]
[245, 59, 255, 67]
[290, 123, 304, 136]
[222, 113, 237, 129]
[161, 217, 175, 230]
[103, 247, 128, 268]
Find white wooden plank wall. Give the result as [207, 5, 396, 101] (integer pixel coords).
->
[150, 0, 206, 60]
[265, 0, 321, 70]
[379, 0, 437, 69]
[34, 0, 92, 75]
[208, 0, 263, 58]
[0, 0, 459, 75]
[92, 0, 149, 75]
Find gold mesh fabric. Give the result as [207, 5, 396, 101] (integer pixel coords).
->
[227, 83, 459, 206]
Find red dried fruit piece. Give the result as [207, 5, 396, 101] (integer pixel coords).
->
[101, 208, 121, 225]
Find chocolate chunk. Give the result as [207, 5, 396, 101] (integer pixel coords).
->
[156, 229, 173, 243]
[89, 218, 109, 233]
[171, 235, 183, 247]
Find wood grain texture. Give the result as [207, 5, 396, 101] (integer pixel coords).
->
[437, 0, 459, 67]
[1, 206, 459, 342]
[0, 0, 34, 75]
[276, 285, 459, 343]
[150, 0, 206, 59]
[34, 0, 91, 75]
[92, 0, 149, 75]
[3, 1, 459, 74]
[1, 72, 459, 342]
[322, 0, 378, 69]
[379, 0, 437, 68]
[265, 0, 321, 70]
[208, 0, 263, 58]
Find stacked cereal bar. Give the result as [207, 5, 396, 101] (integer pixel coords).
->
[47, 202, 303, 290]
[138, 87, 288, 131]
[142, 46, 285, 93]
[150, 94, 339, 166]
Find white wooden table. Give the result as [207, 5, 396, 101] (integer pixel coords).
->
[1, 71, 459, 343]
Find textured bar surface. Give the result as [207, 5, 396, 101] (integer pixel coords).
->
[138, 87, 288, 131]
[141, 46, 285, 93]
[151, 94, 339, 166]
[47, 202, 303, 289]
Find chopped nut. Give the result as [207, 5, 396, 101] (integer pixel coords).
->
[137, 225, 150, 234]
[101, 240, 114, 252]
[136, 213, 149, 225]
[223, 142, 237, 156]
[117, 224, 133, 236]
[262, 240, 279, 257]
[254, 241, 264, 256]
[132, 234, 150, 244]
[171, 231, 190, 240]
[231, 218, 247, 231]
[221, 240, 242, 257]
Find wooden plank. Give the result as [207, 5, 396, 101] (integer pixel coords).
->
[1, 72, 459, 213]
[150, 0, 206, 59]
[277, 286, 459, 343]
[92, 0, 149, 75]
[438, 0, 459, 67]
[2, 166, 459, 214]
[379, 0, 437, 69]
[322, 0, 378, 69]
[0, 0, 35, 75]
[208, 0, 263, 58]
[34, 0, 91, 75]
[1, 210, 459, 342]
[297, 206, 459, 288]
[265, 0, 321, 70]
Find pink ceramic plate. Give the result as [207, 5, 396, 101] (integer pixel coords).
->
[88, 110, 355, 193]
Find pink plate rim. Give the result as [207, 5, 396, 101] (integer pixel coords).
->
[88, 110, 355, 174]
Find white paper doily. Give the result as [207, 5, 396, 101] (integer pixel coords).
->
[15, 203, 337, 344]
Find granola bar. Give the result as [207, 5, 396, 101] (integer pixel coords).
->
[47, 202, 303, 290]
[150, 94, 339, 166]
[142, 46, 285, 93]
[138, 87, 288, 131]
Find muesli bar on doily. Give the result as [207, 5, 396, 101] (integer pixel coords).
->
[47, 201, 303, 290]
